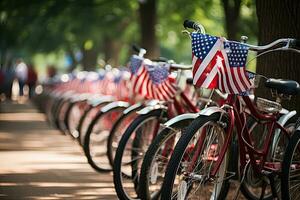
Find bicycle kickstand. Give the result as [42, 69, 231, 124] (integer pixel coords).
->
[262, 170, 279, 200]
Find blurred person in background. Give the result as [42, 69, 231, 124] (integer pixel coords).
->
[15, 59, 28, 97]
[27, 64, 38, 98]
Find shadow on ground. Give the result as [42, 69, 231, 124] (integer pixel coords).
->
[0, 101, 117, 200]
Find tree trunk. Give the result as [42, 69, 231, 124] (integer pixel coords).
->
[139, 0, 160, 59]
[81, 48, 98, 71]
[103, 36, 122, 67]
[221, 0, 242, 40]
[256, 0, 300, 112]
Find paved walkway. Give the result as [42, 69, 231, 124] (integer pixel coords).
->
[0, 101, 117, 200]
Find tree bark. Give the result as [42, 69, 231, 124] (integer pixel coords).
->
[81, 48, 98, 71]
[139, 0, 160, 59]
[103, 36, 122, 67]
[221, 0, 242, 40]
[256, 0, 300, 112]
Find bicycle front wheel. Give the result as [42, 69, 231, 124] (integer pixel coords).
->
[113, 109, 167, 200]
[83, 106, 126, 172]
[161, 113, 230, 200]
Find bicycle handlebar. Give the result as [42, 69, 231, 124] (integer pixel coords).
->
[183, 20, 201, 31]
[183, 19, 300, 52]
[169, 63, 192, 70]
[152, 57, 169, 62]
[183, 19, 205, 34]
[246, 38, 298, 51]
[132, 44, 146, 57]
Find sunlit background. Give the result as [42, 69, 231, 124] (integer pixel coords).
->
[0, 0, 257, 80]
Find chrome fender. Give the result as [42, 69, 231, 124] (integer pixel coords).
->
[198, 106, 227, 116]
[88, 95, 115, 107]
[70, 93, 91, 103]
[123, 102, 144, 115]
[100, 101, 131, 113]
[136, 104, 167, 115]
[272, 110, 297, 151]
[277, 110, 297, 127]
[164, 113, 199, 127]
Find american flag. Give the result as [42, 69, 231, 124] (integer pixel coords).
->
[147, 64, 177, 101]
[219, 41, 251, 93]
[129, 55, 149, 97]
[191, 33, 251, 94]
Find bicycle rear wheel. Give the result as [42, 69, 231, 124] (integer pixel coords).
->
[240, 118, 294, 200]
[161, 113, 230, 200]
[281, 128, 300, 200]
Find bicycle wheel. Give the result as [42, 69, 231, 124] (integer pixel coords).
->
[107, 104, 142, 168]
[66, 101, 90, 138]
[79, 104, 107, 146]
[240, 118, 295, 200]
[161, 113, 230, 200]
[139, 116, 195, 200]
[281, 128, 300, 200]
[83, 106, 127, 172]
[56, 99, 71, 133]
[113, 109, 167, 200]
[76, 104, 93, 143]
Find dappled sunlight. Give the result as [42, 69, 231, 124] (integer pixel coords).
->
[0, 113, 46, 121]
[0, 101, 117, 199]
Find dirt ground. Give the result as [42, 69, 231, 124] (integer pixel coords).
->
[0, 100, 117, 200]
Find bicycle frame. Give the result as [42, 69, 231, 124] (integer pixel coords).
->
[148, 91, 200, 141]
[198, 94, 292, 178]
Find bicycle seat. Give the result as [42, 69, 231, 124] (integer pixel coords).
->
[265, 78, 300, 95]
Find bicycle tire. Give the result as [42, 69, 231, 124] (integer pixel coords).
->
[107, 105, 142, 168]
[240, 118, 295, 200]
[56, 99, 71, 133]
[66, 101, 90, 138]
[281, 128, 300, 200]
[161, 113, 230, 200]
[113, 109, 167, 200]
[139, 117, 194, 200]
[76, 104, 93, 144]
[83, 106, 127, 172]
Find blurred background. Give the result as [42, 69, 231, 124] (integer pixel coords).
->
[0, 0, 257, 77]
[1, 0, 300, 111]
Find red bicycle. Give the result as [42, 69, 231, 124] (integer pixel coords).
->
[161, 20, 300, 200]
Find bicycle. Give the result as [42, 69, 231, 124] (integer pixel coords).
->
[161, 20, 300, 200]
[113, 59, 203, 200]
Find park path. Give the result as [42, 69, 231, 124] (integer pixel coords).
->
[0, 100, 117, 200]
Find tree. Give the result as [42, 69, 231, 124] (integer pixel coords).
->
[221, 0, 242, 40]
[256, 0, 300, 112]
[139, 0, 159, 59]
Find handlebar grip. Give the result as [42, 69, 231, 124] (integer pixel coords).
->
[186, 78, 193, 85]
[132, 44, 141, 53]
[152, 57, 169, 62]
[183, 19, 201, 31]
[290, 39, 300, 48]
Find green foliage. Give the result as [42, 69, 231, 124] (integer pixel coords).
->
[1, 0, 258, 73]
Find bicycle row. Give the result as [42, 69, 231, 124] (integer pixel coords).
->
[34, 20, 300, 200]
